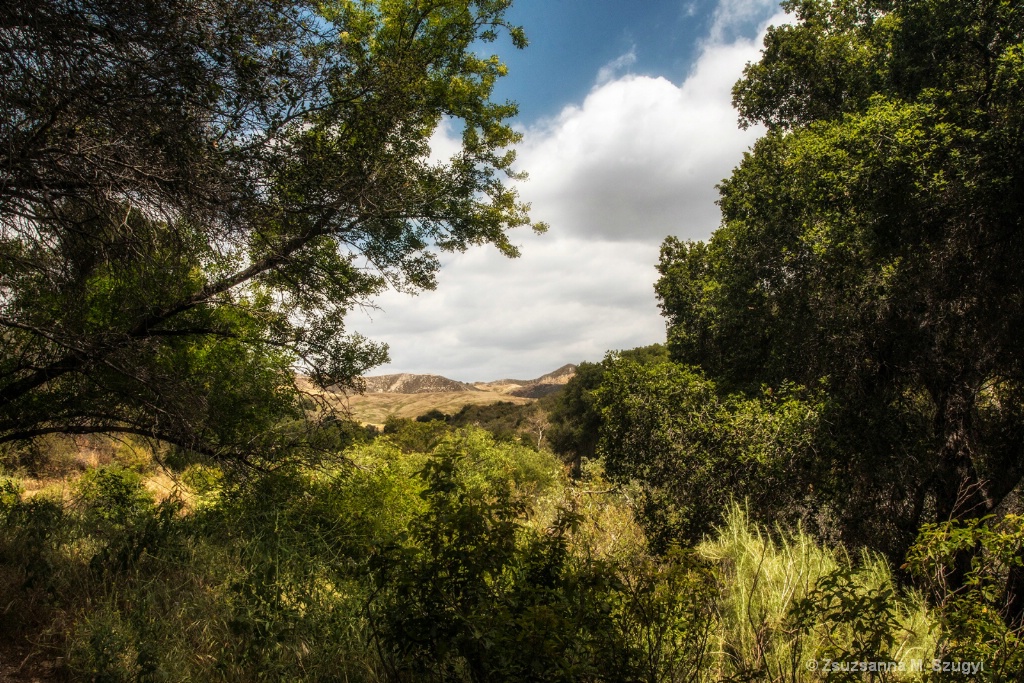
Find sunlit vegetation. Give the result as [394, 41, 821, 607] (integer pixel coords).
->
[0, 428, 984, 681]
[3, 0, 1024, 679]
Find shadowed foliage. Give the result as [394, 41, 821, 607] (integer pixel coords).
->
[0, 0, 542, 465]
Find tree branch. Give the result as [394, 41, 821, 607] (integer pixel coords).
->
[0, 210, 348, 408]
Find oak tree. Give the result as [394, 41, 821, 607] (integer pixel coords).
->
[657, 0, 1024, 560]
[0, 0, 541, 463]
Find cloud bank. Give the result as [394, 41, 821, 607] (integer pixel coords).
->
[348, 2, 785, 382]
[515, 34, 765, 243]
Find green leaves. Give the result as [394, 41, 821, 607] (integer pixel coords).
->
[594, 353, 823, 548]
[367, 429, 719, 682]
[657, 0, 1024, 564]
[789, 567, 902, 674]
[907, 515, 1024, 679]
[734, 0, 894, 130]
[0, 0, 540, 464]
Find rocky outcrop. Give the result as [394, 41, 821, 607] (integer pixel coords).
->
[534, 363, 577, 385]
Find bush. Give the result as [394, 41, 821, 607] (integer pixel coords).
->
[369, 431, 718, 682]
[382, 416, 452, 453]
[1, 428, 967, 682]
[907, 515, 1024, 680]
[0, 434, 80, 478]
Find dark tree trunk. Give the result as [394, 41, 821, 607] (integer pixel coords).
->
[932, 386, 991, 523]
[930, 383, 992, 599]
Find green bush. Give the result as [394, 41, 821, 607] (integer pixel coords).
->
[382, 416, 452, 453]
[74, 467, 155, 530]
[369, 431, 718, 682]
[0, 428, 978, 683]
[907, 515, 1024, 681]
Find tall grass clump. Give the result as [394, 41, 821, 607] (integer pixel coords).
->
[700, 503, 938, 681]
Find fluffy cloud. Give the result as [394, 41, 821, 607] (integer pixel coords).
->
[513, 32, 768, 243]
[351, 234, 664, 381]
[347, 3, 786, 381]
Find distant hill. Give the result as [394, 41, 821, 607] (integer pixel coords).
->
[508, 383, 564, 399]
[328, 364, 578, 426]
[359, 364, 577, 396]
[362, 373, 479, 394]
[473, 363, 577, 397]
[538, 363, 578, 384]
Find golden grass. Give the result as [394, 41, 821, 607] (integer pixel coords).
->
[343, 390, 533, 426]
[295, 374, 539, 426]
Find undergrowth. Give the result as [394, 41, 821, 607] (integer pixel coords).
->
[2, 428, 1020, 681]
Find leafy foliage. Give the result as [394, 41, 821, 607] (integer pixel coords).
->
[547, 361, 606, 475]
[4, 0, 1023, 678]
[546, 345, 668, 476]
[907, 515, 1024, 679]
[655, 0, 1024, 569]
[4, 432, 978, 681]
[0, 430, 729, 682]
[789, 568, 902, 678]
[0, 0, 542, 463]
[594, 352, 822, 549]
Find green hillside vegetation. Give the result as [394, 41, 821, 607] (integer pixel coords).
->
[3, 0, 1024, 680]
[0, 429, 952, 681]
[415, 395, 560, 446]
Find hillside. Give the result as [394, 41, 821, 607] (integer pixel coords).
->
[361, 373, 479, 394]
[473, 363, 578, 398]
[342, 391, 534, 426]
[320, 364, 577, 425]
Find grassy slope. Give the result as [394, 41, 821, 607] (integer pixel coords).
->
[296, 375, 536, 426]
[344, 390, 533, 426]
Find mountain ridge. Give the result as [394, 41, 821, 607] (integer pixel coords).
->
[361, 373, 479, 394]
[360, 363, 577, 396]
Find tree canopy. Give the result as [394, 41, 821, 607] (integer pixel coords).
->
[0, 0, 541, 463]
[547, 345, 669, 478]
[655, 0, 1024, 556]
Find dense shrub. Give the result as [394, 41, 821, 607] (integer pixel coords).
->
[17, 430, 1024, 682]
[907, 515, 1024, 681]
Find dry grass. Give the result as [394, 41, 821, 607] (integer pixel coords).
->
[336, 390, 534, 426]
[296, 374, 541, 426]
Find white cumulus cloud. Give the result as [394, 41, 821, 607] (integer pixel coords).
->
[514, 34, 765, 243]
[347, 2, 787, 381]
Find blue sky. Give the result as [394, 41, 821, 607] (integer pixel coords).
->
[492, 0, 710, 122]
[349, 0, 786, 382]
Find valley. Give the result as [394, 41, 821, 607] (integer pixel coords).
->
[321, 363, 576, 426]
